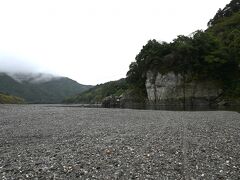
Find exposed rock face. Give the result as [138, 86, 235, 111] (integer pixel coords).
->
[145, 71, 222, 106]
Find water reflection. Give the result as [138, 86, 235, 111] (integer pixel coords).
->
[121, 103, 240, 112]
[59, 103, 240, 112]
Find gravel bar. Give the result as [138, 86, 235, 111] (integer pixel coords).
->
[0, 105, 240, 179]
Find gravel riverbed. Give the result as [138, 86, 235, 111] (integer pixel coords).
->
[0, 105, 240, 179]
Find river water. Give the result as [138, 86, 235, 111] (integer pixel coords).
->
[60, 103, 240, 112]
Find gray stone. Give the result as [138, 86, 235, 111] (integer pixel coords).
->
[145, 71, 222, 106]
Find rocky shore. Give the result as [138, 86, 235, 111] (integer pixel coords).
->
[0, 105, 240, 179]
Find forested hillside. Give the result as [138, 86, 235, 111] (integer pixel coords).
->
[0, 73, 92, 103]
[64, 79, 128, 104]
[126, 0, 240, 101]
[65, 0, 240, 105]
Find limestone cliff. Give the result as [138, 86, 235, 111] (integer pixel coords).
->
[145, 71, 223, 106]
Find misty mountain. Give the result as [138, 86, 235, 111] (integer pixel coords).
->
[0, 72, 92, 103]
[8, 72, 60, 84]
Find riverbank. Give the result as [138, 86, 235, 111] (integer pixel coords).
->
[0, 105, 239, 179]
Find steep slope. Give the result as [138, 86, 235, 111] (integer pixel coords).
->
[208, 0, 240, 26]
[0, 72, 92, 103]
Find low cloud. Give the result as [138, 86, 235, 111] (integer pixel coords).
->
[0, 55, 41, 74]
[0, 55, 61, 83]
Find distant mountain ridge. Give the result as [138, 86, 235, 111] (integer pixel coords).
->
[7, 72, 60, 84]
[0, 72, 92, 103]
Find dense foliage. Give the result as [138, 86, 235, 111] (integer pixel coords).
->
[64, 79, 128, 104]
[208, 0, 240, 26]
[127, 0, 240, 99]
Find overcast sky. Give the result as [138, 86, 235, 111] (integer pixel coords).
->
[0, 0, 230, 85]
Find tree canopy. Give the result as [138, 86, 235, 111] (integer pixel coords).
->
[127, 0, 240, 98]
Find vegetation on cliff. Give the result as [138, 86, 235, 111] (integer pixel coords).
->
[127, 0, 240, 100]
[65, 0, 239, 104]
